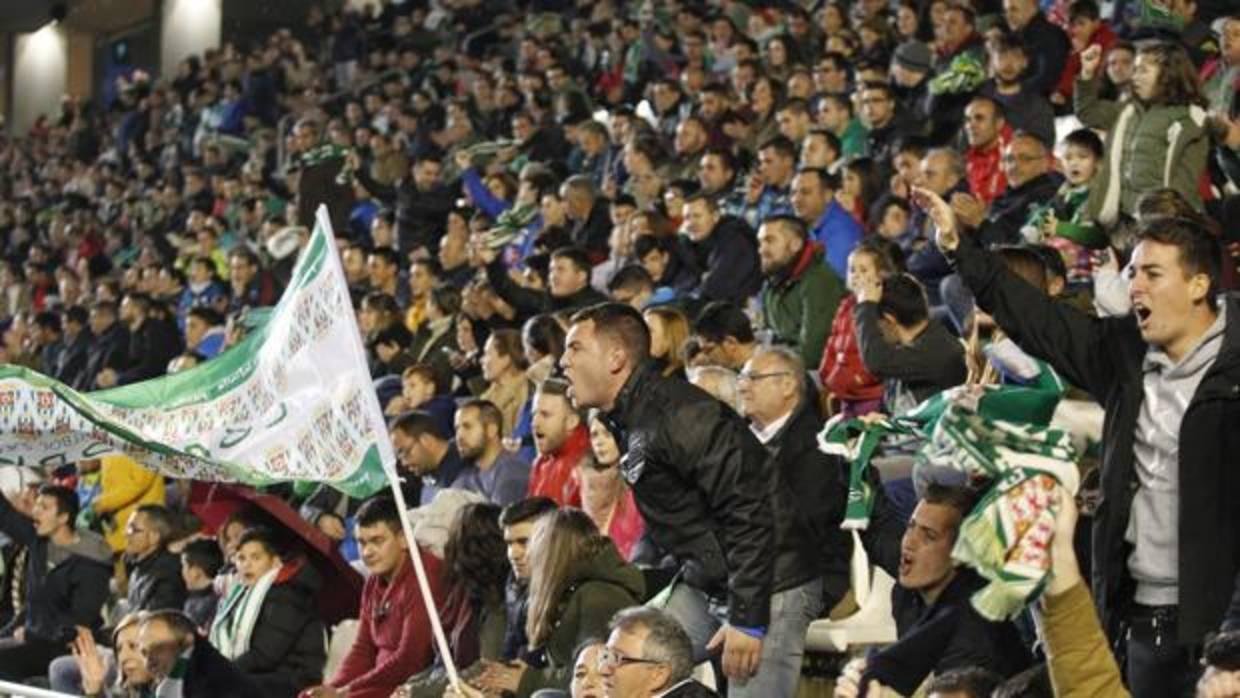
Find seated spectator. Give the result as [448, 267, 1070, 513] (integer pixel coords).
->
[385, 363, 457, 438]
[599, 606, 719, 698]
[528, 378, 587, 507]
[608, 264, 677, 310]
[480, 244, 609, 320]
[926, 667, 1004, 698]
[582, 412, 647, 563]
[97, 293, 184, 388]
[681, 193, 762, 305]
[185, 306, 226, 359]
[119, 504, 187, 615]
[836, 485, 1032, 696]
[757, 214, 845, 366]
[820, 239, 905, 418]
[396, 502, 509, 698]
[962, 96, 1013, 209]
[228, 246, 280, 312]
[979, 34, 1056, 150]
[479, 328, 532, 437]
[304, 496, 443, 698]
[390, 410, 469, 506]
[178, 255, 230, 329]
[181, 538, 224, 632]
[0, 484, 111, 682]
[55, 305, 93, 390]
[138, 609, 263, 698]
[643, 306, 690, 379]
[853, 273, 968, 414]
[84, 300, 129, 389]
[690, 301, 758, 371]
[72, 613, 154, 698]
[360, 292, 413, 377]
[740, 136, 797, 229]
[791, 167, 862, 279]
[208, 527, 325, 697]
[454, 399, 531, 505]
[1021, 128, 1107, 291]
[474, 509, 644, 697]
[633, 235, 700, 298]
[950, 132, 1062, 248]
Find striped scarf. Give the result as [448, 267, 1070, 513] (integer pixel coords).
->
[820, 385, 1081, 620]
[208, 567, 279, 660]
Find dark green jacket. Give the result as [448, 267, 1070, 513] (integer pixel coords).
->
[761, 242, 845, 367]
[516, 544, 645, 696]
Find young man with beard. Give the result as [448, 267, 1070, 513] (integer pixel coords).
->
[921, 187, 1240, 696]
[453, 399, 531, 506]
[757, 216, 844, 366]
[979, 35, 1056, 150]
[526, 378, 588, 507]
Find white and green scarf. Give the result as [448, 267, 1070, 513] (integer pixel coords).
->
[153, 648, 192, 698]
[208, 567, 279, 660]
[820, 385, 1081, 621]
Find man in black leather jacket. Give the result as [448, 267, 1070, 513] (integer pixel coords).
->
[560, 303, 774, 687]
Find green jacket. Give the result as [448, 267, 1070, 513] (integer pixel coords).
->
[762, 243, 845, 367]
[516, 544, 645, 696]
[1074, 75, 1210, 224]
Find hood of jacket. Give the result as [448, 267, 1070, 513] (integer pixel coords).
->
[564, 541, 645, 601]
[63, 529, 113, 566]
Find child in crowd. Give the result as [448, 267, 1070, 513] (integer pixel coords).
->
[181, 538, 224, 634]
[1022, 128, 1107, 291]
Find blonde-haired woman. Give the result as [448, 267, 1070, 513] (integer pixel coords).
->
[476, 509, 644, 697]
[643, 306, 689, 380]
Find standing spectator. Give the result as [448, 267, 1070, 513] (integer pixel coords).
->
[180, 539, 223, 633]
[354, 149, 454, 257]
[0, 485, 112, 682]
[735, 346, 850, 696]
[1075, 42, 1212, 224]
[481, 246, 609, 321]
[307, 497, 444, 698]
[454, 399, 531, 506]
[527, 378, 587, 507]
[979, 35, 1056, 150]
[560, 304, 775, 687]
[756, 215, 845, 366]
[925, 189, 1240, 696]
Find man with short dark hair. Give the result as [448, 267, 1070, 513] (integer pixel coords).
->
[498, 497, 559, 661]
[479, 244, 609, 320]
[757, 216, 844, 366]
[790, 168, 861, 279]
[228, 246, 278, 312]
[56, 305, 93, 390]
[836, 485, 1032, 696]
[32, 311, 64, 378]
[601, 606, 717, 697]
[682, 194, 761, 305]
[306, 497, 443, 698]
[926, 667, 1003, 698]
[0, 484, 112, 681]
[741, 136, 797, 229]
[852, 273, 968, 414]
[96, 293, 184, 388]
[454, 399, 531, 505]
[390, 410, 469, 506]
[561, 175, 612, 262]
[84, 300, 129, 388]
[354, 149, 454, 256]
[924, 189, 1240, 695]
[691, 302, 758, 371]
[561, 303, 774, 688]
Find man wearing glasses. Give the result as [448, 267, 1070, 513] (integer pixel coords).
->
[600, 607, 717, 698]
[735, 346, 851, 697]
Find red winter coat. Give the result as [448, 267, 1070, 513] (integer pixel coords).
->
[818, 294, 884, 402]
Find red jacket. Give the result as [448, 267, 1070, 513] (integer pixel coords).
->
[818, 294, 884, 402]
[329, 548, 443, 698]
[1055, 24, 1117, 100]
[527, 425, 587, 507]
[965, 125, 1012, 208]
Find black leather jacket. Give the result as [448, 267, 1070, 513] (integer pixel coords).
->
[605, 363, 774, 627]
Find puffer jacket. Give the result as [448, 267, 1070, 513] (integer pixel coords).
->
[819, 294, 884, 403]
[604, 362, 774, 628]
[1076, 75, 1211, 224]
[761, 242, 845, 367]
[91, 454, 164, 553]
[236, 558, 327, 698]
[516, 544, 644, 696]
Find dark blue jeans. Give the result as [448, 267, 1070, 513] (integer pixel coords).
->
[1125, 605, 1201, 698]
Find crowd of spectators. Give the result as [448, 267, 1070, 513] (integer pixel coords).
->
[0, 0, 1239, 696]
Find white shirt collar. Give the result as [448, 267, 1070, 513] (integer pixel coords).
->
[749, 409, 794, 444]
[652, 679, 695, 698]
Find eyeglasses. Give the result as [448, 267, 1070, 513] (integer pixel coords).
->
[737, 370, 792, 383]
[598, 648, 665, 670]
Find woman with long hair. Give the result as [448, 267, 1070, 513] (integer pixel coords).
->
[1076, 41, 1218, 224]
[475, 509, 644, 697]
[643, 306, 689, 379]
[397, 503, 509, 698]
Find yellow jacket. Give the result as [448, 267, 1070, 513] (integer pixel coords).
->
[90, 455, 166, 552]
[1044, 582, 1129, 698]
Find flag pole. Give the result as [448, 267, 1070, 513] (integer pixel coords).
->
[314, 206, 463, 690]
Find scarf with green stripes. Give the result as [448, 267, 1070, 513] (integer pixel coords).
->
[819, 385, 1081, 620]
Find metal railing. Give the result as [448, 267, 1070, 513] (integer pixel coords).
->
[0, 680, 78, 698]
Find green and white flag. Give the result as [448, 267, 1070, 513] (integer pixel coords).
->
[0, 206, 391, 498]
